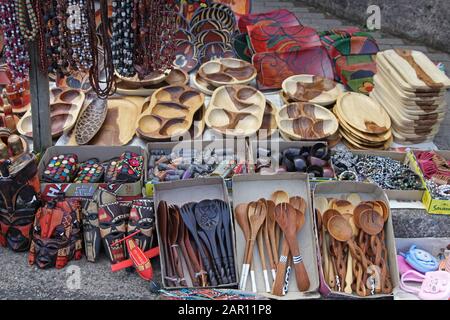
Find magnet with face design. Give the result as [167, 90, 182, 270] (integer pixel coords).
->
[127, 199, 155, 252]
[29, 199, 82, 269]
[0, 154, 40, 252]
[401, 245, 440, 274]
[81, 199, 102, 262]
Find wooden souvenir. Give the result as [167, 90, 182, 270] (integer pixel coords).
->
[259, 100, 278, 136]
[253, 47, 334, 90]
[276, 102, 339, 141]
[17, 88, 85, 138]
[136, 85, 205, 140]
[74, 96, 108, 145]
[171, 41, 200, 73]
[282, 75, 345, 106]
[198, 58, 257, 87]
[198, 42, 235, 64]
[192, 73, 217, 96]
[205, 85, 266, 137]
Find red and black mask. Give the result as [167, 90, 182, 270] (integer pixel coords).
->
[0, 155, 40, 252]
[81, 199, 101, 263]
[29, 198, 82, 269]
[127, 199, 155, 252]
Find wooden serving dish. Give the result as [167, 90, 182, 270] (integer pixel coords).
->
[205, 85, 266, 137]
[198, 58, 257, 87]
[259, 100, 278, 137]
[17, 88, 85, 138]
[192, 72, 217, 96]
[276, 102, 339, 140]
[335, 92, 391, 135]
[378, 49, 450, 91]
[115, 70, 170, 89]
[282, 75, 345, 106]
[116, 68, 189, 96]
[136, 85, 205, 140]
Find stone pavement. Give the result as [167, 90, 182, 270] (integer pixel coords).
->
[1, 0, 449, 300]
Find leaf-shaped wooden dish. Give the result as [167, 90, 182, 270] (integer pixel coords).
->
[379, 49, 450, 91]
[205, 85, 266, 137]
[282, 75, 345, 106]
[276, 102, 339, 140]
[74, 96, 108, 145]
[198, 58, 257, 87]
[116, 68, 189, 96]
[17, 88, 85, 138]
[136, 85, 205, 140]
[335, 92, 391, 134]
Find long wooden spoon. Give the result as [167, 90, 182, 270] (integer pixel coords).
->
[271, 190, 289, 251]
[256, 199, 270, 292]
[235, 202, 251, 290]
[275, 203, 310, 292]
[264, 200, 277, 280]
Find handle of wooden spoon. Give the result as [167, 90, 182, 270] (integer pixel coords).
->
[284, 234, 310, 292]
[257, 228, 271, 293]
[344, 252, 353, 294]
[321, 229, 330, 285]
[239, 240, 251, 290]
[325, 234, 336, 289]
[263, 223, 276, 281]
[283, 254, 292, 295]
[272, 238, 290, 296]
[354, 260, 367, 297]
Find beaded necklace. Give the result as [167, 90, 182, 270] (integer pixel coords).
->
[111, 0, 135, 77]
[15, 0, 38, 41]
[0, 0, 30, 85]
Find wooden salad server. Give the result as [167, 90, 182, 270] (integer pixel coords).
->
[274, 203, 310, 292]
[265, 200, 278, 279]
[271, 191, 289, 259]
[245, 201, 267, 292]
[314, 197, 332, 287]
[235, 202, 251, 290]
[256, 199, 271, 292]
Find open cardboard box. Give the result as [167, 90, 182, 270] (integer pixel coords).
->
[232, 173, 321, 299]
[146, 139, 251, 195]
[407, 150, 450, 215]
[313, 181, 400, 299]
[394, 237, 450, 300]
[38, 146, 147, 199]
[153, 176, 238, 289]
[331, 150, 425, 202]
[249, 140, 336, 182]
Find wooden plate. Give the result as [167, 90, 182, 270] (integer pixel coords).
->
[192, 72, 217, 96]
[136, 85, 205, 140]
[282, 74, 345, 106]
[115, 70, 170, 88]
[335, 92, 391, 134]
[205, 85, 266, 137]
[379, 49, 450, 91]
[198, 58, 257, 87]
[259, 100, 278, 136]
[116, 68, 189, 96]
[276, 102, 339, 140]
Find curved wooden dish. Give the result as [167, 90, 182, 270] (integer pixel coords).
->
[259, 100, 278, 136]
[192, 73, 217, 96]
[115, 69, 170, 88]
[378, 49, 450, 91]
[205, 85, 266, 137]
[136, 85, 205, 140]
[276, 102, 339, 141]
[335, 92, 391, 135]
[74, 97, 108, 145]
[116, 69, 189, 96]
[198, 58, 257, 87]
[17, 88, 85, 138]
[282, 75, 345, 106]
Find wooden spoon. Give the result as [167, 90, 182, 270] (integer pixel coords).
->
[256, 199, 270, 292]
[271, 190, 289, 259]
[243, 201, 266, 292]
[274, 203, 310, 293]
[265, 200, 277, 279]
[234, 202, 251, 290]
[315, 197, 333, 287]
[332, 200, 354, 215]
[347, 193, 361, 207]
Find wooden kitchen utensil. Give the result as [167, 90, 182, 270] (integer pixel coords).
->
[256, 198, 271, 292]
[271, 190, 289, 249]
[235, 202, 251, 290]
[265, 200, 278, 278]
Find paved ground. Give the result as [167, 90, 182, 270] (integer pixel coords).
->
[1, 0, 450, 300]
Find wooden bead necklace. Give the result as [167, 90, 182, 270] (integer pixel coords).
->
[111, 0, 135, 77]
[14, 0, 38, 41]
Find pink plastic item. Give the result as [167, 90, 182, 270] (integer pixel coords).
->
[400, 270, 450, 300]
[397, 255, 415, 275]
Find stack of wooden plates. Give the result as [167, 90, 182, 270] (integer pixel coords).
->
[370, 49, 450, 144]
[334, 92, 393, 150]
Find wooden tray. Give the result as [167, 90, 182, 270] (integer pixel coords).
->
[282, 75, 345, 106]
[335, 92, 391, 134]
[276, 102, 339, 140]
[115, 70, 169, 89]
[198, 58, 257, 87]
[116, 69, 189, 96]
[379, 49, 450, 91]
[136, 85, 204, 140]
[17, 88, 85, 138]
[205, 85, 266, 137]
[259, 100, 278, 136]
[192, 72, 217, 96]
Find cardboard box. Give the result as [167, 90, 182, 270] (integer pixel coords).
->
[231, 173, 321, 299]
[407, 150, 450, 215]
[331, 150, 424, 201]
[313, 181, 400, 299]
[146, 139, 251, 195]
[38, 146, 147, 199]
[394, 237, 450, 300]
[250, 140, 336, 182]
[153, 176, 238, 289]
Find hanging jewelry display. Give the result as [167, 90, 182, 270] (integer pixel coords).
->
[15, 0, 38, 41]
[0, 0, 31, 85]
[111, 0, 135, 77]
